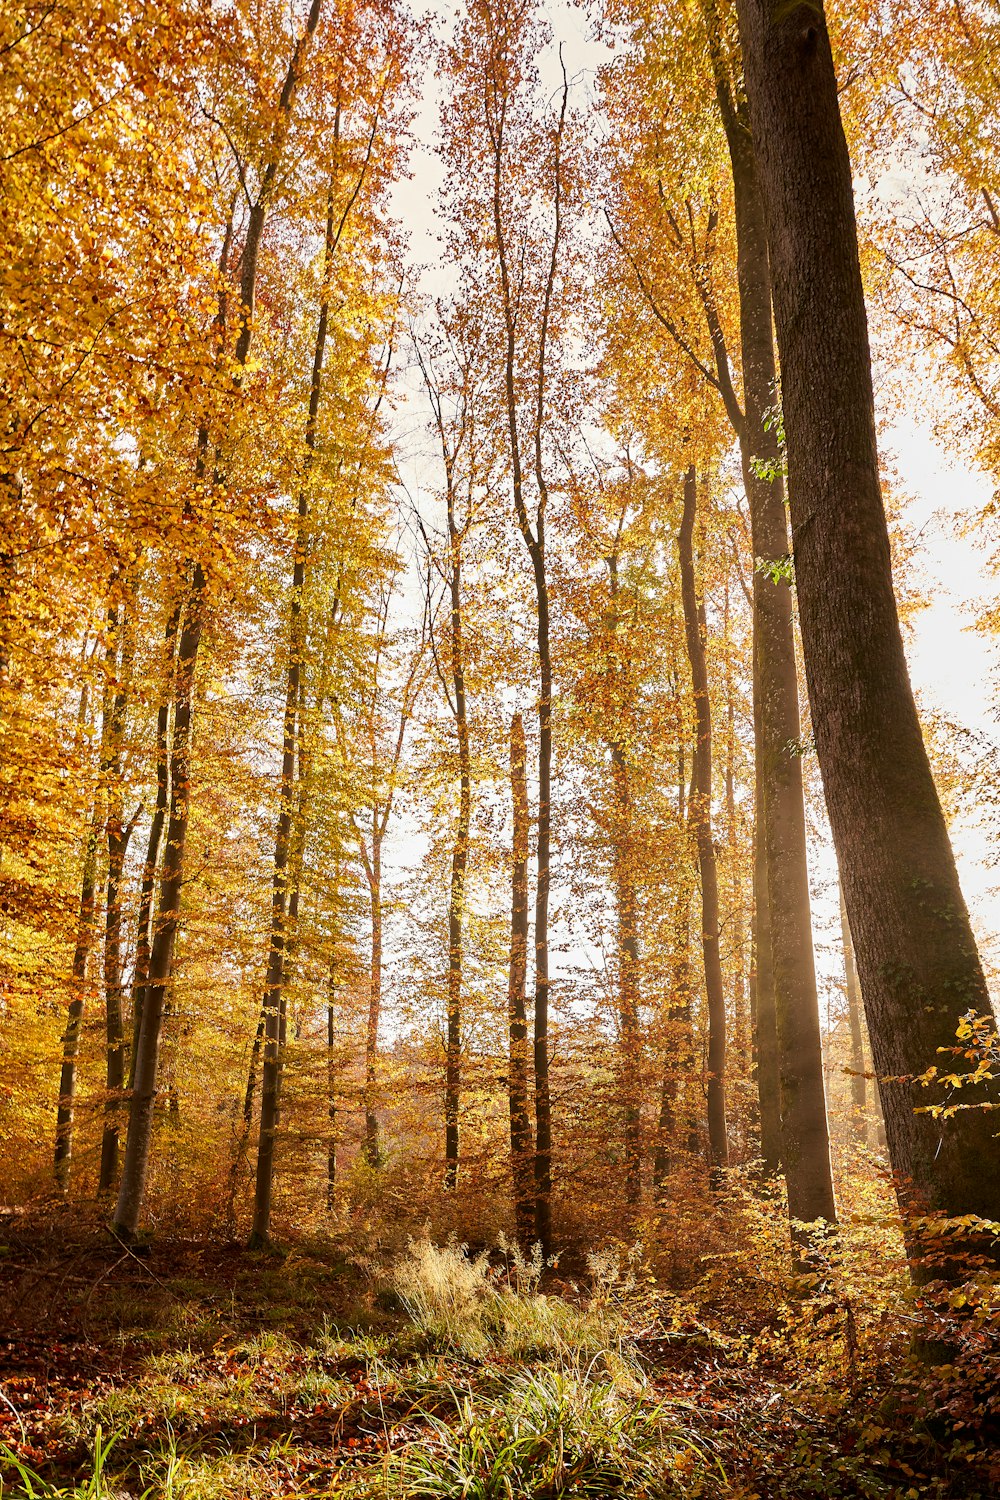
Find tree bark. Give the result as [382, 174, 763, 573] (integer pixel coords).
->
[752, 799, 782, 1175]
[444, 474, 471, 1190]
[249, 189, 335, 1248]
[129, 599, 179, 1092]
[326, 950, 338, 1209]
[611, 740, 642, 1205]
[113, 11, 323, 1237]
[840, 882, 868, 1145]
[508, 712, 534, 1247]
[98, 599, 135, 1194]
[678, 466, 729, 1173]
[735, 0, 1000, 1236]
[113, 581, 203, 1237]
[703, 4, 836, 1224]
[364, 844, 382, 1167]
[54, 808, 100, 1193]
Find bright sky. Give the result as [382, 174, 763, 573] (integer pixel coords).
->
[388, 0, 1000, 1014]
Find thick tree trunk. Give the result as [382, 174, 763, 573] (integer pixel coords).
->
[678, 466, 729, 1173]
[735, 0, 1000, 1235]
[840, 883, 868, 1145]
[508, 713, 534, 1247]
[705, 15, 836, 1223]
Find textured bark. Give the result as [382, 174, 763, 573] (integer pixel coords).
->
[702, 5, 835, 1224]
[735, 0, 1000, 1234]
[678, 467, 729, 1173]
[840, 883, 868, 1145]
[508, 713, 534, 1248]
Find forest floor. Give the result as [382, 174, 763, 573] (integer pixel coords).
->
[0, 1205, 997, 1499]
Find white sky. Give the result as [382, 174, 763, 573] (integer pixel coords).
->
[387, 0, 1000, 1012]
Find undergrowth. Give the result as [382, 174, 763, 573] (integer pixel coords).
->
[1, 1195, 998, 1499]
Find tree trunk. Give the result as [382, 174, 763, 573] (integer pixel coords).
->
[444, 498, 471, 1190]
[654, 867, 696, 1189]
[113, 580, 204, 1237]
[54, 810, 100, 1194]
[678, 466, 729, 1173]
[840, 882, 868, 1145]
[113, 0, 323, 1241]
[705, 11, 836, 1224]
[249, 191, 334, 1247]
[611, 742, 642, 1205]
[98, 599, 135, 1194]
[752, 802, 782, 1174]
[129, 599, 180, 1090]
[735, 0, 1000, 1237]
[508, 712, 534, 1247]
[327, 955, 338, 1209]
[364, 844, 382, 1167]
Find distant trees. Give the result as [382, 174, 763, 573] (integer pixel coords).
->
[2, 0, 996, 1265]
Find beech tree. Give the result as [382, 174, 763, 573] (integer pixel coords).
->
[734, 0, 1000, 1239]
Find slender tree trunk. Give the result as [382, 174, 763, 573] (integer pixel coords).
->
[722, 584, 749, 1078]
[364, 844, 382, 1167]
[249, 191, 334, 1247]
[113, 3, 323, 1241]
[444, 510, 471, 1190]
[611, 743, 642, 1205]
[98, 599, 135, 1194]
[113, 580, 204, 1238]
[327, 954, 338, 1209]
[129, 600, 180, 1089]
[54, 810, 100, 1193]
[840, 883, 868, 1145]
[735, 0, 1000, 1238]
[655, 869, 695, 1188]
[704, 11, 836, 1224]
[508, 712, 534, 1247]
[753, 802, 782, 1174]
[490, 62, 568, 1258]
[678, 467, 729, 1173]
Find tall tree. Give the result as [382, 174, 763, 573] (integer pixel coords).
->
[508, 711, 534, 1245]
[677, 466, 729, 1173]
[734, 0, 1000, 1238]
[114, 0, 326, 1240]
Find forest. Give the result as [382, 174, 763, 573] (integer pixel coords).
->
[1, 0, 999, 1494]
